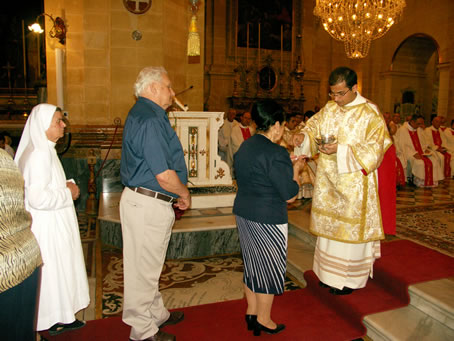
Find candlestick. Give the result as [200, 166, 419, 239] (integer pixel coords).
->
[56, 48, 65, 109]
[280, 25, 283, 72]
[235, 20, 238, 65]
[246, 23, 249, 69]
[258, 23, 261, 67]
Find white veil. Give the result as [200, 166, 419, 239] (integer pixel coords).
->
[15, 103, 58, 173]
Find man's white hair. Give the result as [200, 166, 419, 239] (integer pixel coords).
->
[133, 66, 167, 98]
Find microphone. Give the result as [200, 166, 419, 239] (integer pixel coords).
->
[173, 97, 188, 111]
[174, 85, 194, 96]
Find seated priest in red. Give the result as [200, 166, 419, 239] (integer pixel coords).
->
[439, 116, 447, 132]
[229, 111, 255, 158]
[384, 112, 405, 187]
[424, 116, 454, 178]
[392, 112, 402, 130]
[443, 119, 454, 151]
[394, 114, 444, 187]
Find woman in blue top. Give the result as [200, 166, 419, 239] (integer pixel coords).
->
[233, 99, 305, 336]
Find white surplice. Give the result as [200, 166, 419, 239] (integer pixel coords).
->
[218, 118, 237, 166]
[394, 122, 444, 187]
[229, 123, 255, 156]
[15, 104, 89, 331]
[228, 123, 255, 176]
[444, 128, 454, 150]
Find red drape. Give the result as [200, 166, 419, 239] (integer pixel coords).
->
[377, 145, 396, 235]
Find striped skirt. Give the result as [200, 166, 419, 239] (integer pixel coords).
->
[236, 215, 288, 295]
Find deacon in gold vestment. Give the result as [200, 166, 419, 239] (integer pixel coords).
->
[296, 67, 392, 295]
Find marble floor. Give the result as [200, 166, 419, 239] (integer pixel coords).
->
[78, 178, 454, 340]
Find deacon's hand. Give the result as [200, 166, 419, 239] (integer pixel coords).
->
[320, 143, 337, 155]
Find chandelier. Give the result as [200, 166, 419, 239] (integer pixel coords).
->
[314, 0, 406, 59]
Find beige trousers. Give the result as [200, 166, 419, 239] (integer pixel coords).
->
[120, 187, 175, 340]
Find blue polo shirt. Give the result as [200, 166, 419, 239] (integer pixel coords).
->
[120, 97, 188, 198]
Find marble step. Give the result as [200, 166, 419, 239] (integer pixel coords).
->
[287, 235, 315, 286]
[364, 304, 454, 341]
[190, 192, 236, 209]
[286, 213, 454, 340]
[409, 278, 454, 330]
[288, 203, 316, 247]
[287, 202, 316, 285]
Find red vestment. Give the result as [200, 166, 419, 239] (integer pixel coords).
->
[431, 130, 451, 178]
[396, 157, 406, 187]
[240, 127, 252, 141]
[409, 130, 433, 186]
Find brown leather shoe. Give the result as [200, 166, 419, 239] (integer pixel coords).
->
[160, 311, 184, 327]
[129, 330, 176, 341]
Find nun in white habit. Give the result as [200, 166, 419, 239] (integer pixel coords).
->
[15, 104, 89, 335]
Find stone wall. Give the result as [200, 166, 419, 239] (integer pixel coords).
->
[40, 0, 454, 135]
[44, 0, 205, 125]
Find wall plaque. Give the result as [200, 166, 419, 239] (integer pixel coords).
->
[123, 0, 152, 14]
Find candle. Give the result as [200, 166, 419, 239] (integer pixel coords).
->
[258, 23, 261, 67]
[246, 23, 249, 68]
[280, 25, 283, 72]
[21, 20, 27, 90]
[235, 20, 238, 65]
[291, 9, 294, 69]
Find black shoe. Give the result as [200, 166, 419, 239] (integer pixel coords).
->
[160, 311, 184, 327]
[245, 314, 257, 330]
[329, 287, 354, 295]
[253, 321, 285, 336]
[48, 320, 86, 336]
[318, 281, 330, 288]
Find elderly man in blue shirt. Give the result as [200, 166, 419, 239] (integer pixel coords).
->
[120, 66, 191, 341]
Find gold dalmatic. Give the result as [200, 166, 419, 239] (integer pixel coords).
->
[304, 101, 392, 243]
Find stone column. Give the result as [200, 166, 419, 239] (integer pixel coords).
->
[437, 62, 450, 117]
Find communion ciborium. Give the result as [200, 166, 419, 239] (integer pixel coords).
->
[316, 134, 337, 146]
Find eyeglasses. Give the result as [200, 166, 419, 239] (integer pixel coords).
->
[328, 89, 351, 98]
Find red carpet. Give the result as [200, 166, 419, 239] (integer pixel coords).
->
[41, 240, 454, 341]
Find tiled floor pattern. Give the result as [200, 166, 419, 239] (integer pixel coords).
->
[396, 178, 454, 207]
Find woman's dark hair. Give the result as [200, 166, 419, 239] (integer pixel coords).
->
[304, 110, 315, 120]
[328, 67, 357, 89]
[251, 99, 285, 132]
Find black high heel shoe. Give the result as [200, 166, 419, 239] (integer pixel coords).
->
[253, 321, 285, 336]
[245, 314, 257, 330]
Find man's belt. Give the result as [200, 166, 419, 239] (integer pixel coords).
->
[128, 187, 176, 204]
